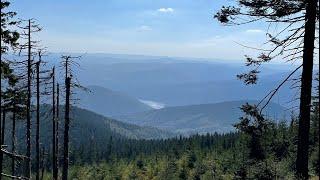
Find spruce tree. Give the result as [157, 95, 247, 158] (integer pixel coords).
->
[215, 1, 318, 178]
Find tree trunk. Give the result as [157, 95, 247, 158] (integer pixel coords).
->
[296, 0, 317, 179]
[26, 19, 32, 178]
[0, 40, 2, 180]
[52, 67, 58, 180]
[0, 111, 5, 179]
[40, 147, 45, 180]
[36, 61, 40, 180]
[62, 77, 71, 180]
[56, 83, 60, 177]
[11, 101, 16, 178]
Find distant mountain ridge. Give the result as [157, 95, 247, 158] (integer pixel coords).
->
[117, 100, 289, 135]
[75, 85, 152, 117]
[42, 53, 299, 107]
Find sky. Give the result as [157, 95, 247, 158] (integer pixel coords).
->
[10, 0, 270, 60]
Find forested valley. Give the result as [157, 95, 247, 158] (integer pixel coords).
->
[1, 0, 319, 179]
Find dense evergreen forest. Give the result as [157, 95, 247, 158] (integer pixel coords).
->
[49, 101, 318, 179]
[1, 0, 319, 180]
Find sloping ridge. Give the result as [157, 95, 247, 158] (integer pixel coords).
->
[75, 85, 152, 117]
[118, 100, 289, 135]
[4, 105, 174, 152]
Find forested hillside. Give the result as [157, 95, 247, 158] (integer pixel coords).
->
[2, 105, 173, 147]
[118, 100, 289, 134]
[44, 109, 319, 179]
[1, 0, 319, 180]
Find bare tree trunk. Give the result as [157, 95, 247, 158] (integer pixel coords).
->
[26, 19, 32, 178]
[296, 0, 317, 179]
[0, 110, 5, 178]
[56, 83, 60, 178]
[52, 67, 58, 180]
[62, 77, 71, 180]
[36, 61, 41, 180]
[0, 40, 2, 180]
[1, 111, 5, 145]
[40, 147, 45, 180]
[11, 101, 16, 178]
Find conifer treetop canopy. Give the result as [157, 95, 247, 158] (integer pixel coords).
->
[1, 1, 19, 54]
[215, 0, 307, 24]
[215, 0, 319, 85]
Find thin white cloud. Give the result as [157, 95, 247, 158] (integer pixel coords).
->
[157, 8, 174, 13]
[138, 25, 152, 31]
[245, 29, 264, 33]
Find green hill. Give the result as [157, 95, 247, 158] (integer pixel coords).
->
[3, 105, 174, 153]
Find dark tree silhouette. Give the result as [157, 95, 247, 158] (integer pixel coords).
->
[56, 83, 60, 177]
[51, 67, 58, 180]
[0, 1, 19, 178]
[215, 0, 318, 178]
[62, 77, 71, 180]
[60, 55, 83, 180]
[36, 60, 40, 180]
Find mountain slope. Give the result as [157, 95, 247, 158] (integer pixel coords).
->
[117, 100, 289, 134]
[75, 85, 152, 117]
[6, 105, 174, 152]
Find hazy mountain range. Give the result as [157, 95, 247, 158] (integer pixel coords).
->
[44, 53, 298, 107]
[75, 85, 152, 117]
[116, 100, 289, 135]
[74, 85, 289, 135]
[19, 53, 299, 137]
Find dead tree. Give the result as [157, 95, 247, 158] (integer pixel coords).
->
[26, 20, 32, 178]
[60, 55, 83, 180]
[56, 83, 60, 177]
[51, 67, 58, 180]
[0, 111, 6, 176]
[62, 77, 70, 180]
[16, 18, 41, 178]
[11, 97, 16, 178]
[36, 59, 40, 180]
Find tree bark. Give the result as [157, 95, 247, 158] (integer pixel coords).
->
[0, 110, 5, 178]
[36, 61, 40, 180]
[56, 83, 60, 177]
[40, 147, 45, 180]
[26, 19, 32, 178]
[296, 0, 318, 179]
[11, 101, 16, 178]
[0, 37, 2, 180]
[52, 67, 58, 180]
[62, 77, 71, 180]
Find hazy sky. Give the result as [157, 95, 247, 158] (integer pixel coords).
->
[10, 0, 270, 60]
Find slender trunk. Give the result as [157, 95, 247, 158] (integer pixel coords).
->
[62, 77, 71, 180]
[0, 39, 2, 180]
[40, 147, 45, 180]
[52, 67, 58, 180]
[0, 111, 5, 178]
[296, 0, 317, 179]
[26, 19, 32, 178]
[36, 61, 41, 180]
[1, 111, 5, 143]
[56, 83, 60, 177]
[11, 102, 16, 178]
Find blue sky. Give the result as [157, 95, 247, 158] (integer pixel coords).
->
[10, 0, 269, 60]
